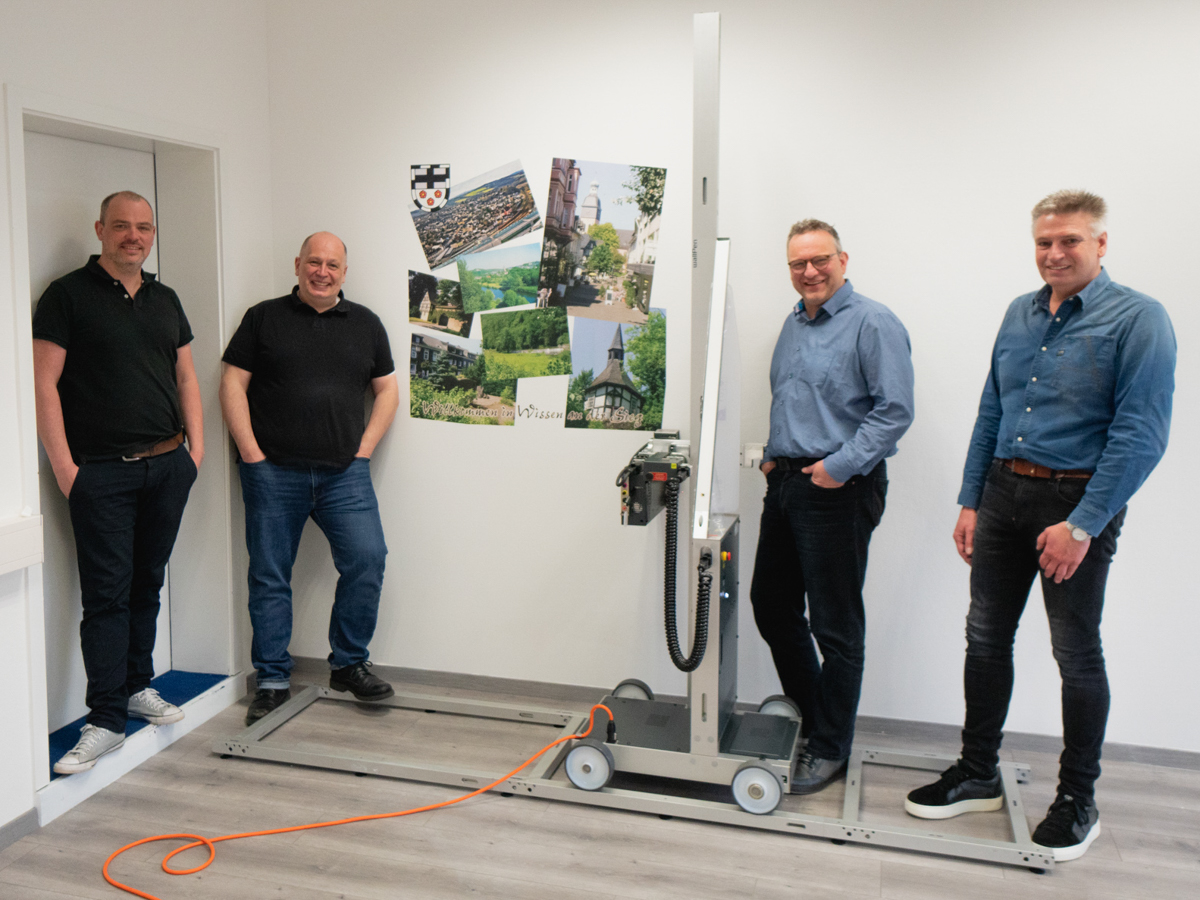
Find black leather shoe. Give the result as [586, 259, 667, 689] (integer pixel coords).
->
[791, 752, 848, 794]
[245, 688, 291, 726]
[330, 661, 395, 701]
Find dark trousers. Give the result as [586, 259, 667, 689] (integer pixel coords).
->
[67, 445, 197, 732]
[961, 461, 1124, 802]
[749, 460, 888, 760]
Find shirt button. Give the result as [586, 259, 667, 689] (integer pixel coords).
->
[1031, 377, 1037, 382]
[1041, 346, 1047, 351]
[1055, 317, 1061, 322]
[1017, 437, 1024, 442]
[1026, 407, 1032, 412]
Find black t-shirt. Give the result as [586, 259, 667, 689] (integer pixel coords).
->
[31, 256, 193, 461]
[222, 289, 394, 467]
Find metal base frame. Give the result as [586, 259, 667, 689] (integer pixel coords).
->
[213, 686, 1055, 871]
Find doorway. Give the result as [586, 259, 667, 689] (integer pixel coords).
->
[7, 93, 241, 820]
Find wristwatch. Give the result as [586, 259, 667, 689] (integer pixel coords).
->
[1066, 523, 1090, 542]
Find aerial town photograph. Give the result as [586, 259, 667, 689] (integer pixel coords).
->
[411, 159, 542, 272]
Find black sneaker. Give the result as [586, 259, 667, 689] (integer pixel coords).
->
[1032, 793, 1100, 861]
[330, 661, 395, 701]
[905, 762, 1003, 819]
[245, 687, 291, 726]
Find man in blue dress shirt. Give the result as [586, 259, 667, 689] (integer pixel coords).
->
[905, 191, 1175, 862]
[751, 219, 915, 794]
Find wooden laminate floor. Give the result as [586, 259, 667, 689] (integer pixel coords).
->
[4, 677, 1200, 900]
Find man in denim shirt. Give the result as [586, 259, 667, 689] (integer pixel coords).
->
[906, 191, 1175, 861]
[751, 219, 914, 794]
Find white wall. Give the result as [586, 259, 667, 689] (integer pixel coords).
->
[0, 0, 275, 829]
[263, 0, 1200, 752]
[261, 0, 699, 698]
[715, 0, 1200, 750]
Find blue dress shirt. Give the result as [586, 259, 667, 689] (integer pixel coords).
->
[958, 269, 1176, 536]
[764, 280, 915, 484]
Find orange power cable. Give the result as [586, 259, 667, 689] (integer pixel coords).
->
[102, 703, 614, 900]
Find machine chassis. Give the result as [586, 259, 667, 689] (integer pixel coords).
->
[213, 685, 1053, 870]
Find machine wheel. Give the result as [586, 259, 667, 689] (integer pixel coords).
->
[757, 694, 800, 719]
[731, 762, 783, 815]
[565, 739, 615, 791]
[612, 678, 654, 701]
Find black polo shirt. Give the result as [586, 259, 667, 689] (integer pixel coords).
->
[32, 256, 193, 461]
[222, 289, 394, 467]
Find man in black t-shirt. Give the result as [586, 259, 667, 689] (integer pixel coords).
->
[33, 191, 204, 775]
[220, 232, 399, 725]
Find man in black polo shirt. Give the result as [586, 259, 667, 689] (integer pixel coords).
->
[220, 231, 399, 725]
[33, 191, 204, 775]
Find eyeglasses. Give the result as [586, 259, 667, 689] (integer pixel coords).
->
[788, 254, 839, 273]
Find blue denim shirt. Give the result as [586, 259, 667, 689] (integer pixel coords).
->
[764, 280, 915, 484]
[958, 269, 1175, 536]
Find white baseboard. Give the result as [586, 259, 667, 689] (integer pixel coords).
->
[35, 673, 246, 825]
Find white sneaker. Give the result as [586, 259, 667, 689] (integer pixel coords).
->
[54, 724, 125, 774]
[128, 688, 184, 725]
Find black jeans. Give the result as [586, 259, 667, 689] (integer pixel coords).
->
[749, 460, 887, 760]
[67, 445, 197, 732]
[961, 461, 1124, 801]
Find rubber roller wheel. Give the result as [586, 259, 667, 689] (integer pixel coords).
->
[757, 694, 801, 719]
[611, 678, 654, 701]
[565, 739, 615, 791]
[731, 762, 783, 815]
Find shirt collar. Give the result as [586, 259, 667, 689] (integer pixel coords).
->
[794, 279, 854, 322]
[1033, 267, 1110, 311]
[290, 285, 349, 315]
[85, 254, 157, 286]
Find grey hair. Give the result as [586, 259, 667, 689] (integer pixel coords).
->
[1031, 190, 1107, 238]
[99, 191, 153, 224]
[787, 218, 843, 253]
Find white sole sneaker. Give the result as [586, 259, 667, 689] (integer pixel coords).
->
[53, 725, 126, 774]
[128, 688, 185, 725]
[1038, 820, 1101, 862]
[905, 794, 1004, 819]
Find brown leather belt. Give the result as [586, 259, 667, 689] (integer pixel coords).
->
[122, 432, 185, 461]
[1001, 458, 1091, 480]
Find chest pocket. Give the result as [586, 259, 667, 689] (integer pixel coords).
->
[797, 348, 835, 387]
[1051, 335, 1116, 397]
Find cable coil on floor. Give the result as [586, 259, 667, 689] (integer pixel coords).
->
[101, 704, 614, 900]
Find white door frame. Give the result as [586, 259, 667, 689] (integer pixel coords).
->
[3, 84, 240, 816]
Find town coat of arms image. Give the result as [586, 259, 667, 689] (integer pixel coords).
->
[411, 164, 450, 211]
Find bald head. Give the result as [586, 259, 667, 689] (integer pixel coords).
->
[300, 231, 347, 260]
[295, 232, 348, 312]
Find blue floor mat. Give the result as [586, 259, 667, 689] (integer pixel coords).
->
[48, 670, 226, 780]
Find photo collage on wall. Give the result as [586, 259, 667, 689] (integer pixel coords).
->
[407, 156, 666, 431]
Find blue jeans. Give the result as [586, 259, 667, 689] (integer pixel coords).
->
[68, 445, 197, 732]
[749, 460, 888, 760]
[239, 458, 387, 688]
[961, 461, 1125, 802]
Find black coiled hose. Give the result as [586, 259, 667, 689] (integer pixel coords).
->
[663, 478, 713, 672]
